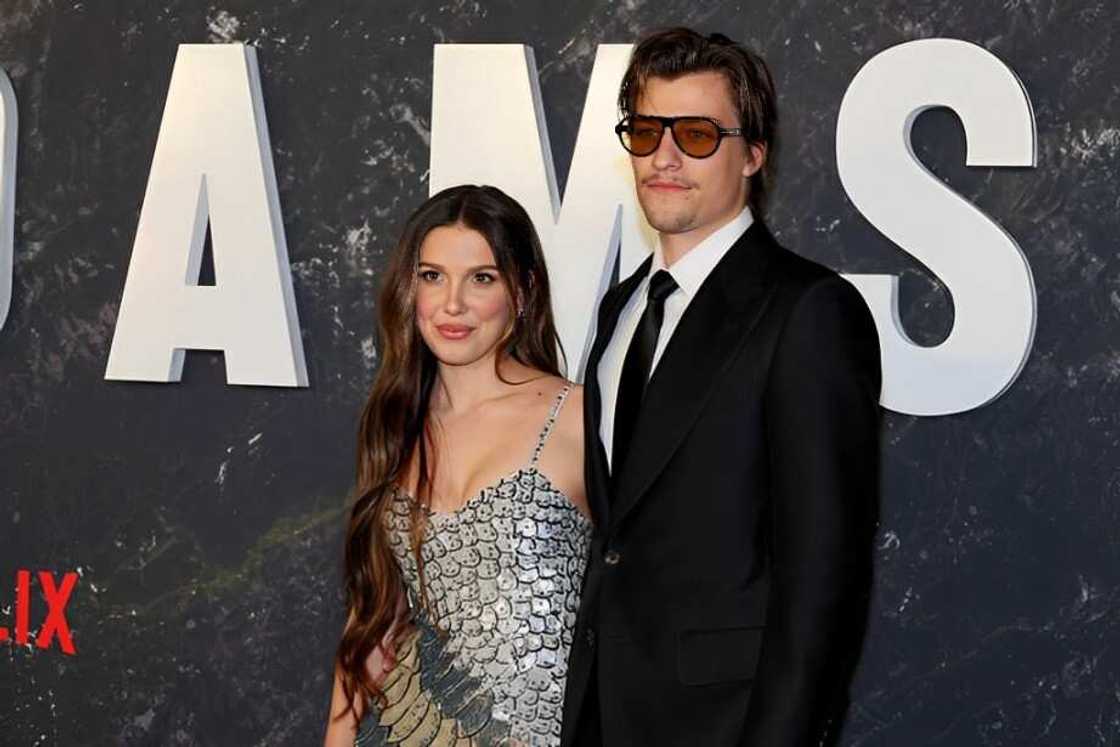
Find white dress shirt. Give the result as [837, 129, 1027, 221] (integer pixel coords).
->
[597, 205, 755, 469]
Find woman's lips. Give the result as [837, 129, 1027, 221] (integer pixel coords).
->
[436, 324, 473, 340]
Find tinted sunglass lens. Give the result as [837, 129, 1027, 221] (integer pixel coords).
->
[624, 117, 663, 155]
[672, 118, 720, 157]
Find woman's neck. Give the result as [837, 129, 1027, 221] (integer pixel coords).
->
[433, 353, 538, 414]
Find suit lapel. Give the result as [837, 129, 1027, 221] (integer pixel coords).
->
[609, 223, 780, 529]
[584, 255, 652, 531]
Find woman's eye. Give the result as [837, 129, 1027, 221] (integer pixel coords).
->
[474, 273, 497, 284]
[418, 270, 441, 282]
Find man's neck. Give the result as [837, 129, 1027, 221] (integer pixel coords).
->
[658, 205, 754, 268]
[659, 225, 723, 267]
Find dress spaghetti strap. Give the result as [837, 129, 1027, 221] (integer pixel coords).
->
[529, 383, 572, 469]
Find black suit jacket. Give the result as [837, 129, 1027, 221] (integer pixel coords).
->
[559, 222, 882, 747]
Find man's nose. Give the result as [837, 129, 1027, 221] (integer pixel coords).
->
[651, 125, 683, 170]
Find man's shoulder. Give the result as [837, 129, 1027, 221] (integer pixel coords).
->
[755, 235, 875, 342]
[765, 235, 841, 290]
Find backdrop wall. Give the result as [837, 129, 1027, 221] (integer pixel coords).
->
[1, 1, 1117, 744]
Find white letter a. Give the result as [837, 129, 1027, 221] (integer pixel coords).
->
[106, 44, 307, 386]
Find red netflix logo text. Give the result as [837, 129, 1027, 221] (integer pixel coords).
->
[1, 570, 78, 655]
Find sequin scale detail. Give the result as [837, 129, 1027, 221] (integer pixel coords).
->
[355, 385, 591, 747]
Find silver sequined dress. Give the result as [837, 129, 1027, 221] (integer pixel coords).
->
[355, 385, 591, 747]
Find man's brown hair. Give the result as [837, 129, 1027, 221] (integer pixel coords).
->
[619, 27, 779, 216]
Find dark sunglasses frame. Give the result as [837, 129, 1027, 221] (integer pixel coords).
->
[614, 115, 744, 159]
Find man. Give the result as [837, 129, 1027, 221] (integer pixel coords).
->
[560, 28, 882, 746]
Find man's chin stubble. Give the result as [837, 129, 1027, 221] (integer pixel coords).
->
[646, 211, 697, 235]
[638, 192, 697, 235]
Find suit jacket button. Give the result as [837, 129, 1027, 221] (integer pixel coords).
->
[604, 550, 621, 565]
[585, 628, 596, 648]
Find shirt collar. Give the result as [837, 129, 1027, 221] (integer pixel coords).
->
[652, 205, 754, 299]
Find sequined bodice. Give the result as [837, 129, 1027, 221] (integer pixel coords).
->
[357, 385, 591, 747]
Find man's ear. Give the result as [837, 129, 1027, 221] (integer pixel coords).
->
[742, 142, 767, 179]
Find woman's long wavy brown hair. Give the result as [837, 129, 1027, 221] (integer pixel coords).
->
[334, 185, 563, 724]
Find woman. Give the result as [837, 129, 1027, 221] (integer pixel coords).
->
[324, 185, 591, 747]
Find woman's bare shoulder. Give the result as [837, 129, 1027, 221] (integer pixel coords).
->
[539, 377, 582, 433]
[514, 373, 580, 412]
[547, 380, 585, 466]
[559, 381, 583, 421]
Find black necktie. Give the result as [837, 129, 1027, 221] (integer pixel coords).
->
[612, 269, 678, 478]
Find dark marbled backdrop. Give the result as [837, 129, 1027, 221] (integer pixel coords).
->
[0, 0, 1116, 744]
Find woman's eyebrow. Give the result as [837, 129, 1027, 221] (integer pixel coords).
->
[418, 261, 500, 272]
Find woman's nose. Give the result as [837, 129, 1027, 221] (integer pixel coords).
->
[442, 279, 466, 314]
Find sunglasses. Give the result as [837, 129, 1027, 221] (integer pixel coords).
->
[614, 115, 743, 159]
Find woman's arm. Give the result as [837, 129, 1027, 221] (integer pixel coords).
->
[539, 382, 590, 519]
[322, 593, 409, 746]
[323, 662, 362, 747]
